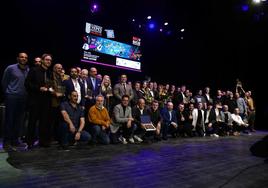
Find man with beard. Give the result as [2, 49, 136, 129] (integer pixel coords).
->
[25, 53, 53, 148]
[59, 91, 91, 150]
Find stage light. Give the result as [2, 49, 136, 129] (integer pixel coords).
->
[159, 28, 163, 32]
[164, 22, 168, 26]
[91, 3, 98, 13]
[166, 30, 172, 35]
[132, 19, 135, 22]
[242, 4, 249, 12]
[253, 0, 261, 3]
[147, 16, 152, 20]
[148, 23, 155, 29]
[180, 28, 185, 32]
[181, 37, 184, 40]
[138, 24, 142, 28]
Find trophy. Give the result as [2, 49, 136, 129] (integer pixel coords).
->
[56, 85, 66, 97]
[236, 78, 245, 95]
[86, 88, 93, 99]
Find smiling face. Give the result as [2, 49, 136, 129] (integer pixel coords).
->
[41, 54, 52, 69]
[17, 53, 28, 66]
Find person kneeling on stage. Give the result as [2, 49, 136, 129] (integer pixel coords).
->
[110, 95, 135, 144]
[149, 100, 162, 141]
[59, 90, 92, 150]
[231, 108, 250, 135]
[88, 95, 111, 145]
[161, 101, 178, 140]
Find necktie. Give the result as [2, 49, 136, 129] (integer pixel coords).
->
[92, 78, 95, 89]
[224, 113, 228, 123]
[123, 84, 126, 94]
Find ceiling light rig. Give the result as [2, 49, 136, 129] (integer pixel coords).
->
[130, 16, 186, 39]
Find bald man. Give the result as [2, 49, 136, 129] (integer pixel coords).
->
[2, 52, 29, 151]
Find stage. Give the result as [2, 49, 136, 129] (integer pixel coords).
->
[0, 131, 267, 188]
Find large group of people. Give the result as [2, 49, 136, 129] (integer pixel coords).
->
[1, 52, 256, 151]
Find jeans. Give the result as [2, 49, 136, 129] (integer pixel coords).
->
[60, 122, 91, 146]
[89, 125, 110, 145]
[4, 95, 26, 145]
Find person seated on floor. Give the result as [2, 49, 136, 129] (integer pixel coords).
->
[176, 103, 193, 137]
[192, 102, 206, 137]
[132, 98, 150, 143]
[204, 102, 225, 137]
[110, 95, 135, 144]
[222, 105, 233, 136]
[88, 95, 111, 145]
[231, 107, 250, 136]
[149, 100, 162, 141]
[161, 101, 178, 140]
[59, 90, 92, 149]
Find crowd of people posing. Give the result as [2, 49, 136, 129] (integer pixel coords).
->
[1, 52, 256, 151]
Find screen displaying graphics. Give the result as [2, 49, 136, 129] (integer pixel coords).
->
[81, 22, 142, 72]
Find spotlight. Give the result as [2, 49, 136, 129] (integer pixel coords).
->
[253, 0, 261, 3]
[159, 28, 163, 32]
[147, 16, 152, 20]
[166, 30, 172, 35]
[148, 23, 155, 29]
[132, 19, 135, 22]
[164, 22, 168, 26]
[180, 28, 185, 32]
[91, 3, 98, 13]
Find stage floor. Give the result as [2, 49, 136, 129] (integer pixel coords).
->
[0, 131, 268, 188]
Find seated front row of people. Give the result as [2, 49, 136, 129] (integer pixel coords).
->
[59, 94, 251, 149]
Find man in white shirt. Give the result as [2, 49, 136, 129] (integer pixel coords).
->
[231, 108, 250, 135]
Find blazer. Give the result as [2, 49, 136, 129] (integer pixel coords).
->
[210, 108, 224, 123]
[87, 76, 101, 97]
[63, 78, 85, 106]
[192, 108, 205, 130]
[113, 104, 132, 124]
[161, 108, 178, 125]
[113, 83, 134, 101]
[132, 106, 151, 126]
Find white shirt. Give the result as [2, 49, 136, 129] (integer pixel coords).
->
[72, 78, 81, 104]
[169, 111, 172, 121]
[215, 108, 221, 122]
[83, 79, 88, 93]
[231, 114, 246, 126]
[91, 77, 96, 89]
[139, 108, 144, 115]
[205, 109, 210, 123]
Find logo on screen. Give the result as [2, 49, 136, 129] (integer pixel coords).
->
[132, 36, 141, 46]
[85, 22, 102, 36]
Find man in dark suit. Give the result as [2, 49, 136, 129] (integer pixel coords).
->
[161, 101, 178, 140]
[88, 67, 101, 100]
[132, 98, 150, 143]
[63, 67, 85, 107]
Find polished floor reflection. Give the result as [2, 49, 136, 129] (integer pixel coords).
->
[0, 131, 267, 188]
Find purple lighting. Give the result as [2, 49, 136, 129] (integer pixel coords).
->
[148, 22, 155, 29]
[242, 4, 249, 12]
[91, 3, 98, 13]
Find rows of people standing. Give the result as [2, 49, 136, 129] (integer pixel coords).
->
[1, 52, 255, 151]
